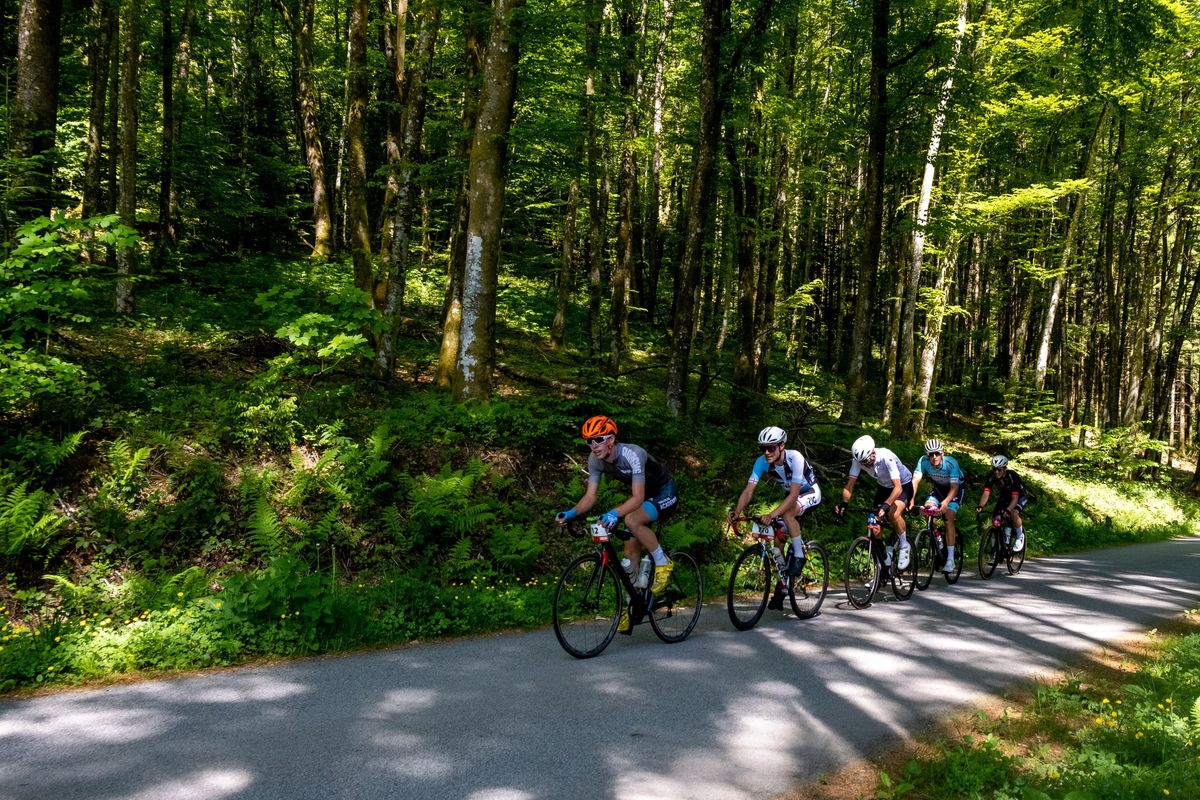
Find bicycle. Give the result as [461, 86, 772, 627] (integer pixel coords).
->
[977, 509, 1026, 579]
[726, 516, 829, 630]
[843, 508, 916, 609]
[912, 504, 963, 589]
[552, 517, 703, 659]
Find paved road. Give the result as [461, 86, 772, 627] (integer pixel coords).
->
[3, 537, 1199, 800]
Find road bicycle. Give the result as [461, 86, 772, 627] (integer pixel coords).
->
[911, 503, 963, 590]
[552, 517, 703, 659]
[726, 516, 829, 630]
[843, 508, 916, 609]
[977, 509, 1026, 579]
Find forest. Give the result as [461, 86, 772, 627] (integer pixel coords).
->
[2, 0, 1199, 688]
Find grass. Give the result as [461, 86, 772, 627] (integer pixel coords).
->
[786, 609, 1200, 800]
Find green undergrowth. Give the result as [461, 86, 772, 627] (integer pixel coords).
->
[3, 248, 1200, 692]
[861, 610, 1200, 800]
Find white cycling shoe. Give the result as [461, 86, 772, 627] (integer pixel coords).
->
[896, 546, 911, 571]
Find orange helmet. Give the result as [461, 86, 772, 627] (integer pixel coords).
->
[581, 415, 618, 439]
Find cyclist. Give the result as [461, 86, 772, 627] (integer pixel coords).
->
[834, 435, 913, 571]
[727, 426, 821, 609]
[555, 415, 678, 632]
[909, 438, 966, 573]
[975, 454, 1028, 552]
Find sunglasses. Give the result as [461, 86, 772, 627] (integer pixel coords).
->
[762, 443, 782, 453]
[587, 435, 613, 445]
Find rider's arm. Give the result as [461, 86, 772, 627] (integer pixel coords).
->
[841, 474, 858, 503]
[909, 471, 922, 508]
[884, 477, 902, 508]
[978, 488, 991, 509]
[730, 481, 756, 521]
[612, 478, 646, 518]
[942, 481, 959, 512]
[574, 481, 600, 516]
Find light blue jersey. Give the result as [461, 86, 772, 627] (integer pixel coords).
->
[913, 453, 964, 493]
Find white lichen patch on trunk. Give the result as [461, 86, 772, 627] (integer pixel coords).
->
[457, 233, 484, 386]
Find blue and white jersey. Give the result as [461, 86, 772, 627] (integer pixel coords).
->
[848, 447, 913, 486]
[913, 453, 965, 493]
[749, 449, 817, 493]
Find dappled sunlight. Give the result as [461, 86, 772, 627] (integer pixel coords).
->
[367, 687, 441, 716]
[0, 705, 170, 744]
[109, 768, 253, 800]
[464, 789, 537, 800]
[137, 674, 312, 705]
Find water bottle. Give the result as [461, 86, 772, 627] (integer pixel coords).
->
[770, 544, 787, 574]
[637, 556, 652, 589]
[621, 557, 636, 583]
[1003, 526, 1012, 545]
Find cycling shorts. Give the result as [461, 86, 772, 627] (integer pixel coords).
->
[872, 481, 913, 509]
[642, 479, 678, 522]
[795, 484, 822, 513]
[991, 495, 1028, 518]
[926, 484, 965, 512]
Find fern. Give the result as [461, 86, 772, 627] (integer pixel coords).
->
[1191, 696, 1200, 734]
[0, 481, 65, 556]
[42, 573, 91, 612]
[248, 496, 285, 559]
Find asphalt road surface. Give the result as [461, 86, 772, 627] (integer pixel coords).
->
[3, 537, 1199, 800]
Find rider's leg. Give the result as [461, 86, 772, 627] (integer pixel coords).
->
[625, 506, 667, 564]
[1011, 508, 1025, 549]
[943, 506, 957, 567]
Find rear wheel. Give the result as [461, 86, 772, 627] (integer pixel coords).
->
[553, 553, 621, 658]
[788, 542, 828, 619]
[978, 528, 1000, 580]
[650, 551, 703, 643]
[891, 537, 917, 600]
[844, 537, 879, 609]
[1007, 534, 1026, 575]
[727, 544, 771, 631]
[912, 530, 934, 591]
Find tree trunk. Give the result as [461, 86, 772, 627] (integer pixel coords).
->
[610, 0, 639, 376]
[896, 0, 965, 433]
[115, 0, 140, 313]
[273, 0, 333, 257]
[584, 0, 604, 361]
[344, 0, 371, 297]
[452, 0, 525, 401]
[643, 0, 672, 325]
[9, 0, 63, 223]
[82, 0, 116, 221]
[665, 0, 724, 417]
[378, 0, 408, 260]
[435, 0, 486, 388]
[550, 175, 579, 348]
[840, 0, 888, 424]
[377, 0, 440, 375]
[155, 0, 194, 263]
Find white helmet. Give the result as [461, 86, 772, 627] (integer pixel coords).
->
[991, 454, 1009, 468]
[851, 435, 875, 462]
[757, 426, 787, 447]
[924, 438, 943, 454]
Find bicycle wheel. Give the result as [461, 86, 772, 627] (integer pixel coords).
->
[891, 538, 917, 600]
[552, 553, 622, 658]
[788, 542, 828, 619]
[912, 530, 934, 591]
[650, 551, 702, 643]
[727, 544, 771, 631]
[978, 528, 1000, 580]
[1007, 535, 1026, 575]
[844, 536, 879, 609]
[944, 532, 964, 584]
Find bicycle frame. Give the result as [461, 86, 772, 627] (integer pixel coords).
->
[580, 521, 654, 626]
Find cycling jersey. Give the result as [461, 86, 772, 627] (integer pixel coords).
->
[848, 447, 913, 486]
[983, 469, 1026, 498]
[749, 449, 818, 493]
[913, 453, 965, 494]
[588, 443, 673, 497]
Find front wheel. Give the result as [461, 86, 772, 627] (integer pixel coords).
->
[788, 542, 828, 619]
[553, 553, 622, 659]
[978, 528, 1000, 580]
[844, 537, 879, 609]
[727, 544, 771, 631]
[912, 531, 934, 591]
[650, 551, 703, 643]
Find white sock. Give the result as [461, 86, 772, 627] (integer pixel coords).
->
[945, 545, 955, 562]
[899, 534, 909, 548]
[790, 535, 804, 554]
[651, 547, 668, 566]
